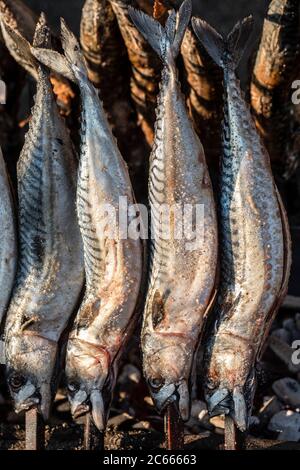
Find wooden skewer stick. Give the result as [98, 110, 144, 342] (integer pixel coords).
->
[224, 415, 237, 450]
[25, 408, 45, 450]
[84, 413, 104, 450]
[224, 416, 245, 450]
[164, 402, 184, 450]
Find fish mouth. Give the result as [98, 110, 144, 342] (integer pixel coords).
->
[69, 389, 106, 431]
[207, 387, 248, 432]
[14, 397, 40, 414]
[150, 380, 190, 421]
[72, 403, 90, 419]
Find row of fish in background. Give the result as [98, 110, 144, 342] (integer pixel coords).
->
[0, 0, 296, 437]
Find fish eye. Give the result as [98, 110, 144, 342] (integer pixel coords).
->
[67, 382, 79, 393]
[9, 373, 25, 391]
[149, 378, 165, 391]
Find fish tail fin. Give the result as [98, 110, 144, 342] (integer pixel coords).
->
[129, 0, 192, 69]
[192, 15, 254, 70]
[0, 17, 36, 78]
[0, 12, 52, 79]
[33, 13, 51, 49]
[208, 387, 248, 432]
[60, 18, 88, 79]
[31, 17, 88, 84]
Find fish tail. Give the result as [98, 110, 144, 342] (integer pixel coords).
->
[60, 18, 88, 79]
[192, 15, 254, 70]
[208, 387, 248, 432]
[33, 12, 51, 49]
[0, 12, 51, 78]
[129, 0, 192, 70]
[32, 18, 88, 84]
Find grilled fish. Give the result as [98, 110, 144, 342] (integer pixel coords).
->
[0, 147, 16, 327]
[192, 16, 291, 431]
[251, 0, 300, 173]
[80, 0, 127, 90]
[4, 15, 84, 419]
[33, 19, 144, 430]
[129, 0, 218, 421]
[80, 0, 150, 202]
[110, 0, 160, 145]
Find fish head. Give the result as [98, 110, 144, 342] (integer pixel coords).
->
[204, 335, 252, 405]
[65, 338, 115, 430]
[6, 333, 57, 419]
[143, 336, 192, 421]
[204, 337, 253, 431]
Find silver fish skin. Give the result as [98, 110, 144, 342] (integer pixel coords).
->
[0, 147, 17, 326]
[33, 20, 144, 431]
[129, 0, 218, 422]
[192, 17, 291, 431]
[4, 15, 84, 420]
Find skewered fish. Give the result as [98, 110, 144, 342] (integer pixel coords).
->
[129, 0, 218, 421]
[80, 0, 127, 90]
[251, 0, 300, 174]
[80, 0, 150, 202]
[110, 0, 160, 145]
[33, 19, 144, 430]
[4, 15, 84, 419]
[192, 15, 291, 431]
[0, 147, 16, 327]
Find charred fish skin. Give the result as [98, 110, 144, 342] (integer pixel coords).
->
[251, 0, 300, 173]
[192, 17, 291, 431]
[80, 0, 127, 91]
[33, 20, 143, 431]
[110, 0, 161, 145]
[130, 0, 218, 422]
[80, 0, 150, 203]
[4, 15, 84, 420]
[0, 147, 17, 327]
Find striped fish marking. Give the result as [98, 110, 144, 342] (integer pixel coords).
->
[4, 14, 84, 420]
[32, 18, 144, 431]
[130, 1, 218, 422]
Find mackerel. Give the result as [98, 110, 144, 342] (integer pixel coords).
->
[192, 15, 291, 431]
[33, 19, 144, 430]
[4, 15, 84, 419]
[129, 0, 218, 421]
